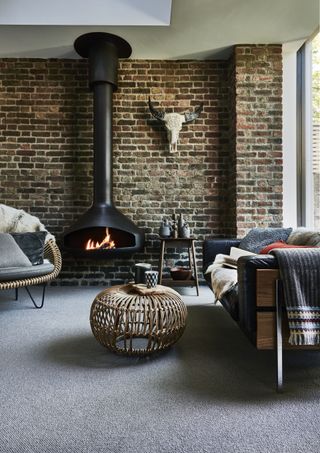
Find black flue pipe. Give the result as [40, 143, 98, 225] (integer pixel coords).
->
[93, 83, 113, 205]
[74, 33, 132, 206]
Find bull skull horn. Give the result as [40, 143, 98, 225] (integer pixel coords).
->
[148, 97, 165, 122]
[184, 103, 204, 124]
[148, 98, 203, 153]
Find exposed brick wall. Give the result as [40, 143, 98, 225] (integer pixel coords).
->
[0, 48, 283, 285]
[0, 58, 230, 285]
[232, 45, 283, 237]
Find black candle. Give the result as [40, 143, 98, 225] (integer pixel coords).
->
[134, 263, 152, 284]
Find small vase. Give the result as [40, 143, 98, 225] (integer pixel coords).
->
[159, 221, 171, 238]
[180, 224, 190, 238]
[178, 213, 184, 237]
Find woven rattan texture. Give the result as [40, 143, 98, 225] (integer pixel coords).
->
[90, 284, 187, 356]
[0, 240, 62, 290]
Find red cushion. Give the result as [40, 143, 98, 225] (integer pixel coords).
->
[259, 241, 318, 254]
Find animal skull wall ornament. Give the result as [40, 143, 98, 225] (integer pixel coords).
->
[148, 97, 203, 152]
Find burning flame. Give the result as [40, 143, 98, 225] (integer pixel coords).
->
[85, 228, 116, 250]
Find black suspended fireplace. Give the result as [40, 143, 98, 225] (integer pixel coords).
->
[63, 33, 144, 258]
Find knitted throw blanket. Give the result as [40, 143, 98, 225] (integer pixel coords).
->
[272, 248, 320, 345]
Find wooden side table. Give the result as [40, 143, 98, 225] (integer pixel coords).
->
[158, 238, 199, 296]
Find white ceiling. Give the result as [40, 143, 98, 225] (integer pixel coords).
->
[0, 0, 318, 59]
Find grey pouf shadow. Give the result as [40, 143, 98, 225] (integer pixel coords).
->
[44, 333, 163, 370]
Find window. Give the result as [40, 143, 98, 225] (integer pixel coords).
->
[297, 31, 320, 228]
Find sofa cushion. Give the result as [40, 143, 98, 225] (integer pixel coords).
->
[203, 238, 241, 273]
[287, 228, 320, 246]
[11, 231, 46, 265]
[0, 262, 54, 282]
[239, 227, 293, 253]
[0, 234, 32, 268]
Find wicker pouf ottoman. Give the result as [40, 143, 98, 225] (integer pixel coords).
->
[90, 283, 187, 356]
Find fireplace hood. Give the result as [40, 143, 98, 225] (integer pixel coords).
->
[63, 33, 144, 258]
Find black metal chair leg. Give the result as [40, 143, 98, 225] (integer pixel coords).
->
[15, 288, 19, 301]
[276, 279, 283, 392]
[25, 284, 47, 309]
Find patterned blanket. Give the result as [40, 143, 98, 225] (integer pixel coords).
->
[272, 248, 320, 345]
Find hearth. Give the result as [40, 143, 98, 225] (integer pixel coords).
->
[63, 33, 144, 258]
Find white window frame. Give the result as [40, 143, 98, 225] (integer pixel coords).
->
[282, 40, 304, 228]
[303, 39, 315, 228]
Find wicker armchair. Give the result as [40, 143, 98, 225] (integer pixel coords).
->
[0, 240, 62, 308]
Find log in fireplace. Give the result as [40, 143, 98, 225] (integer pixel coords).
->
[63, 33, 144, 258]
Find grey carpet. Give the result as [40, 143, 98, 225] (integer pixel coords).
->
[1, 286, 320, 453]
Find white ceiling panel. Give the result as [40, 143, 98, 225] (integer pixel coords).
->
[0, 0, 172, 26]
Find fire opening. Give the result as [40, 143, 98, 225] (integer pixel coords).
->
[64, 226, 137, 257]
[86, 228, 115, 250]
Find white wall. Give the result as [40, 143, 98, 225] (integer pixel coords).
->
[282, 40, 305, 227]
